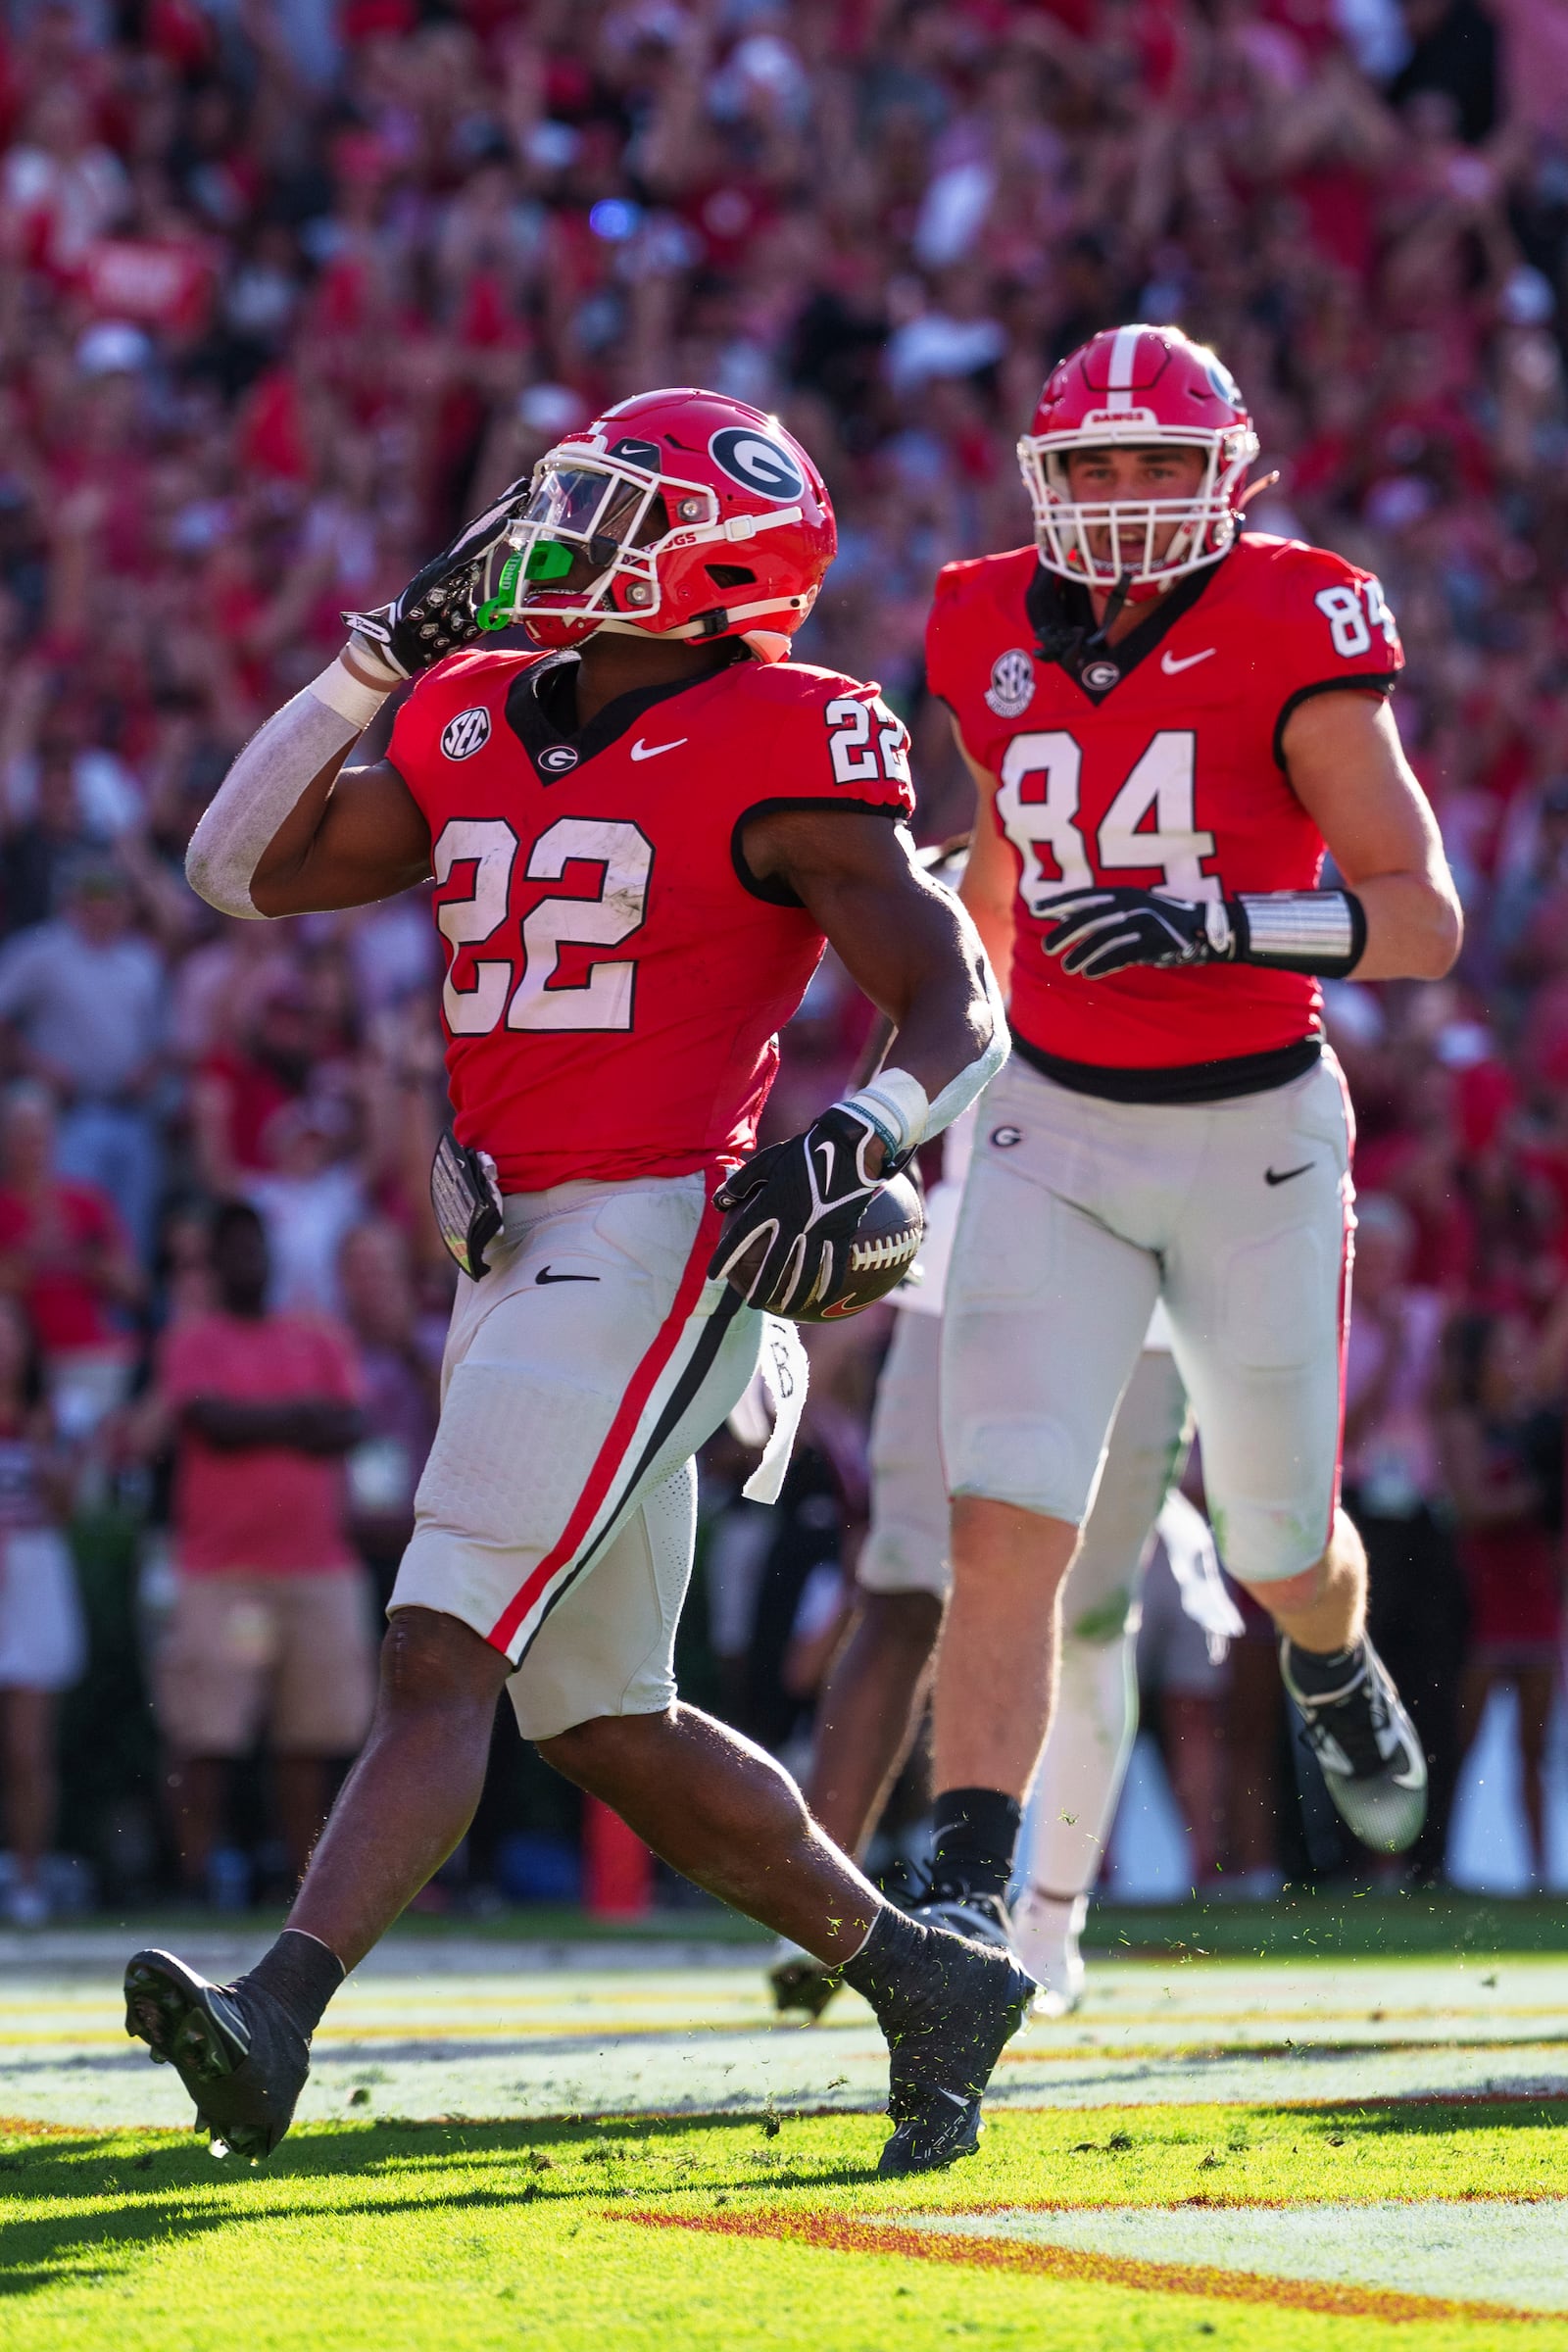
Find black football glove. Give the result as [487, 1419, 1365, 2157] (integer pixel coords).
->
[710, 1104, 907, 1317]
[342, 477, 531, 678]
[1041, 887, 1236, 980]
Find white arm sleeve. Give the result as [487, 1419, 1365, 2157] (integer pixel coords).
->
[926, 1007, 1007, 1136]
[925, 948, 1008, 1136]
[184, 656, 392, 919]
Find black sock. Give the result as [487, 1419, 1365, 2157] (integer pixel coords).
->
[930, 1787, 1021, 1904]
[1285, 1637, 1365, 1697]
[239, 1930, 346, 2037]
[842, 1904, 932, 2021]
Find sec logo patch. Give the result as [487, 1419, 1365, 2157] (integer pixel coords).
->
[441, 707, 492, 760]
[984, 649, 1035, 718]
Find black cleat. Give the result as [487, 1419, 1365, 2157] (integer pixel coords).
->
[907, 1887, 1013, 1951]
[877, 1931, 1034, 2178]
[766, 1938, 843, 2022]
[1281, 1635, 1428, 1855]
[123, 1948, 310, 2161]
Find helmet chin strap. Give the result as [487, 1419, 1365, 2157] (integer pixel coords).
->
[584, 593, 808, 649]
[1086, 571, 1134, 645]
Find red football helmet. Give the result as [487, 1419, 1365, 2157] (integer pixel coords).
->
[1018, 325, 1259, 597]
[479, 387, 836, 662]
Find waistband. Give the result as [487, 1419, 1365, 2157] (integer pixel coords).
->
[499, 1167, 707, 1236]
[1007, 1027, 1323, 1105]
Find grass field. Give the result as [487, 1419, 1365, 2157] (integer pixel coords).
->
[4, 1898, 1567, 2349]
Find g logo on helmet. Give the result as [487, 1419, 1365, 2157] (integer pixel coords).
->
[984, 649, 1035, 718]
[441, 707, 492, 760]
[709, 427, 807, 503]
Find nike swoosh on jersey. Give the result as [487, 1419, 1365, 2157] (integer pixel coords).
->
[1160, 647, 1216, 674]
[629, 736, 689, 761]
[1264, 1162, 1313, 1186]
[534, 1266, 600, 1284]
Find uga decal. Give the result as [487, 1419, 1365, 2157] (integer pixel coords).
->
[984, 649, 1036, 718]
[537, 743, 580, 774]
[709, 426, 806, 502]
[441, 707, 492, 760]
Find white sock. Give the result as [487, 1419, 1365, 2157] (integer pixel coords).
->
[1016, 1629, 1139, 1902]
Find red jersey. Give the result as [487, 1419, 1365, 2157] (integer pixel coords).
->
[389, 648, 914, 1191]
[927, 533, 1401, 1077]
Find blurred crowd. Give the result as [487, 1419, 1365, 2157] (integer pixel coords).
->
[0, 0, 1563, 1923]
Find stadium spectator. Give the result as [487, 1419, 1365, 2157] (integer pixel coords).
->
[0, 1080, 141, 1439]
[150, 1200, 370, 1901]
[1439, 1309, 1565, 1887]
[0, 858, 168, 1256]
[1344, 1194, 1469, 1881]
[0, 1293, 81, 1927]
[336, 1218, 440, 1608]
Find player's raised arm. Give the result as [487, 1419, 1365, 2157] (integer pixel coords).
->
[185, 483, 531, 919]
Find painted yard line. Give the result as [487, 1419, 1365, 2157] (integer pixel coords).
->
[1001, 2041, 1560, 2060]
[4, 2010, 1561, 2038]
[619, 2208, 1548, 2326]
[860, 2192, 1568, 2213]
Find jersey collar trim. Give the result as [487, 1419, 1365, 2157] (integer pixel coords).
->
[1025, 556, 1222, 704]
[505, 646, 747, 780]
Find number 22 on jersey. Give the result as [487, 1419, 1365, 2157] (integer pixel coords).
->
[996, 729, 1219, 911]
[432, 815, 652, 1035]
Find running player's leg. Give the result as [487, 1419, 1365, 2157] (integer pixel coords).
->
[1012, 1348, 1190, 2008]
[770, 1308, 949, 2015]
[518, 1461, 1033, 2177]
[516, 1463, 885, 1955]
[931, 1092, 1159, 1932]
[128, 1178, 1032, 2167]
[1164, 1059, 1426, 1853]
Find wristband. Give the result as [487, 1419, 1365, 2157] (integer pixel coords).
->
[837, 1067, 930, 1163]
[1231, 889, 1366, 978]
[308, 650, 395, 731]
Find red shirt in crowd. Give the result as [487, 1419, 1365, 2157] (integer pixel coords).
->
[0, 1180, 130, 1352]
[159, 1310, 362, 1575]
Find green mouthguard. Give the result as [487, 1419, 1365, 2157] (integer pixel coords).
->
[524, 539, 576, 582]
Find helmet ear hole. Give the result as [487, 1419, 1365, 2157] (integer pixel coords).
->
[707, 564, 757, 588]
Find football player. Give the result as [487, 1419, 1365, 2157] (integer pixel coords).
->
[122, 388, 1033, 2175]
[768, 1133, 1196, 2022]
[913, 325, 1462, 1946]
[770, 902, 1235, 2024]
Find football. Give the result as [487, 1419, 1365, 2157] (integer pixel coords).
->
[796, 1169, 925, 1322]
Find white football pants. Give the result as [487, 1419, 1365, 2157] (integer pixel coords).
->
[856, 1307, 1191, 1895]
